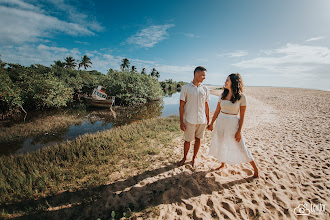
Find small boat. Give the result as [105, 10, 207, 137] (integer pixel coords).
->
[85, 85, 115, 108]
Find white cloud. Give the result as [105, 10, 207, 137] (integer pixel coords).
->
[75, 41, 89, 45]
[305, 36, 326, 42]
[37, 44, 69, 52]
[47, 0, 103, 32]
[0, 43, 195, 80]
[219, 50, 248, 58]
[154, 64, 194, 74]
[233, 43, 330, 76]
[127, 24, 175, 48]
[184, 33, 199, 38]
[0, 0, 41, 12]
[130, 58, 155, 65]
[0, 1, 99, 44]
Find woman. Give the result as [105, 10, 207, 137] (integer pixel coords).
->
[208, 73, 259, 177]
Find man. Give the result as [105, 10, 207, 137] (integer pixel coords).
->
[178, 66, 210, 167]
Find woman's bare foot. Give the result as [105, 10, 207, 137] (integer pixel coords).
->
[190, 158, 198, 168]
[249, 161, 259, 178]
[253, 169, 259, 178]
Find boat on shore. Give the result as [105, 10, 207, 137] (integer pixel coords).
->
[85, 85, 115, 108]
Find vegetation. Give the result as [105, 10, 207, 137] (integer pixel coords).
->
[160, 79, 186, 95]
[78, 55, 93, 70]
[104, 70, 163, 106]
[0, 116, 182, 218]
[0, 56, 165, 119]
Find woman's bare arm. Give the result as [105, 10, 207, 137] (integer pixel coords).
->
[208, 102, 221, 130]
[235, 106, 246, 141]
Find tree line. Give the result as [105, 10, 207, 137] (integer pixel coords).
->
[0, 55, 186, 120]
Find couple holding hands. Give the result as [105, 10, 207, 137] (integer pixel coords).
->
[178, 66, 259, 178]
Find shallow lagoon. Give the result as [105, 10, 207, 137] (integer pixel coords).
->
[0, 92, 219, 155]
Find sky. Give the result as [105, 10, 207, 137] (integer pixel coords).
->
[0, 0, 330, 90]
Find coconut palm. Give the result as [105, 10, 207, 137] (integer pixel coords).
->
[78, 55, 92, 70]
[64, 56, 77, 69]
[52, 60, 65, 68]
[150, 68, 157, 77]
[120, 58, 130, 71]
[131, 65, 137, 73]
[155, 71, 160, 79]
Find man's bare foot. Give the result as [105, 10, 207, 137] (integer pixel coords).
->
[215, 163, 226, 170]
[177, 158, 186, 167]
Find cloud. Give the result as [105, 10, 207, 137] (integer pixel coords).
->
[233, 43, 330, 76]
[154, 64, 194, 74]
[37, 44, 69, 52]
[0, 42, 195, 80]
[47, 0, 103, 32]
[0, 0, 41, 12]
[0, 1, 100, 44]
[184, 33, 199, 38]
[305, 36, 326, 42]
[218, 50, 248, 58]
[75, 41, 90, 45]
[127, 24, 175, 48]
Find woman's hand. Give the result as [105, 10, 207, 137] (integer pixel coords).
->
[208, 123, 214, 131]
[235, 130, 241, 142]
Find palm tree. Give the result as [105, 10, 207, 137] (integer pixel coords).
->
[150, 68, 157, 77]
[52, 60, 65, 68]
[120, 58, 130, 71]
[79, 55, 92, 70]
[141, 68, 147, 75]
[131, 65, 137, 73]
[64, 56, 77, 69]
[155, 71, 160, 79]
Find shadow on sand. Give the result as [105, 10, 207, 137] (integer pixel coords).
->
[4, 163, 256, 219]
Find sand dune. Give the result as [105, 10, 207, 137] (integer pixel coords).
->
[20, 87, 329, 219]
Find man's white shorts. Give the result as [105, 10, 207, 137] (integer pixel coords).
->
[184, 120, 207, 142]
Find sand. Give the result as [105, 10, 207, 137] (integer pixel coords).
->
[21, 87, 329, 219]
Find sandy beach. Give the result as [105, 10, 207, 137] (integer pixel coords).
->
[18, 87, 329, 219]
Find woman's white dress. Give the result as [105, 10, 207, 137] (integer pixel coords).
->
[208, 94, 254, 165]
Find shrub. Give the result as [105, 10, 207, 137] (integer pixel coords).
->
[104, 70, 163, 105]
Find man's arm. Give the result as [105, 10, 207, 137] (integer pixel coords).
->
[205, 101, 210, 125]
[179, 100, 186, 131]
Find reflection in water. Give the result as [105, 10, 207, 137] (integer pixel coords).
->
[0, 92, 219, 156]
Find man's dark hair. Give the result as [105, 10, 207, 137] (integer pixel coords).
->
[194, 66, 207, 75]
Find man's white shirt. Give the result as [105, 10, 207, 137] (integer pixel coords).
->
[180, 82, 210, 124]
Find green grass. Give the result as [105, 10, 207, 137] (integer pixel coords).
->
[0, 116, 182, 218]
[0, 114, 83, 143]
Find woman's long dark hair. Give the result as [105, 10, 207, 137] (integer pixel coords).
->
[221, 73, 244, 103]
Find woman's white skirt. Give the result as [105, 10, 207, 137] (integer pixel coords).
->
[208, 112, 254, 165]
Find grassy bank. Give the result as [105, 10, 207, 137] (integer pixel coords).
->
[0, 113, 84, 143]
[0, 116, 181, 218]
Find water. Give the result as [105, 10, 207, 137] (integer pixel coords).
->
[0, 93, 219, 156]
[162, 92, 219, 116]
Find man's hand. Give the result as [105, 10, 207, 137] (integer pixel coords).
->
[180, 121, 186, 131]
[207, 124, 214, 131]
[235, 130, 241, 142]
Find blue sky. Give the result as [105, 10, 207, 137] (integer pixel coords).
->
[1, 0, 329, 90]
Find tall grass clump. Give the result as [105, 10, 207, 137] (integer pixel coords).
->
[0, 117, 181, 206]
